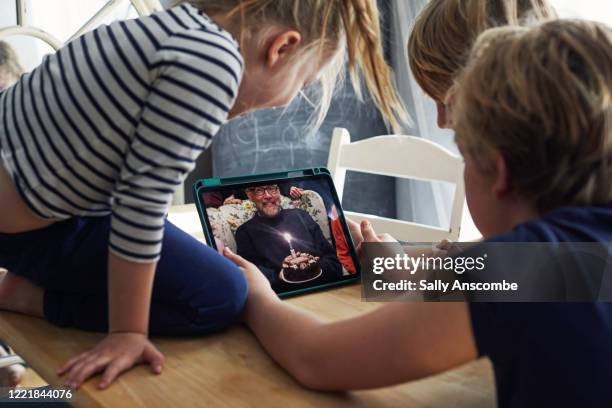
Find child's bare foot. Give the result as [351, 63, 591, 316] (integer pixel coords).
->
[0, 270, 44, 317]
[0, 345, 25, 388]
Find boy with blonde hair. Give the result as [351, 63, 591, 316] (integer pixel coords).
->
[225, 19, 612, 408]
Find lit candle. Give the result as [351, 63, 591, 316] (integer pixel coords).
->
[283, 233, 297, 258]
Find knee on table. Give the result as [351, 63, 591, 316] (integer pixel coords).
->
[183, 263, 248, 333]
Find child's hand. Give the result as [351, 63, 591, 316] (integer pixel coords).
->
[348, 219, 398, 258]
[347, 218, 364, 253]
[58, 332, 164, 390]
[436, 239, 452, 250]
[433, 239, 452, 257]
[361, 220, 398, 243]
[223, 248, 273, 300]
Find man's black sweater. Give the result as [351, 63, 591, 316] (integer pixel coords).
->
[235, 208, 342, 290]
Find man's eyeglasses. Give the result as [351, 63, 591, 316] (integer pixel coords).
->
[246, 185, 280, 197]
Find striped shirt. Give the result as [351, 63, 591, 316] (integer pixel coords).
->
[0, 4, 244, 263]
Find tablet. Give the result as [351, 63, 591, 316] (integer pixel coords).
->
[193, 168, 360, 297]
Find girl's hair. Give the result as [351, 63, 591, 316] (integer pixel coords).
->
[453, 19, 612, 213]
[180, 0, 408, 131]
[408, 0, 556, 102]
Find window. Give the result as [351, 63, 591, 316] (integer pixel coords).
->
[2, 0, 136, 71]
[550, 1, 612, 23]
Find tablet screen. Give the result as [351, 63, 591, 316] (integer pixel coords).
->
[196, 174, 359, 296]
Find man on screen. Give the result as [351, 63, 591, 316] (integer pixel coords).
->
[235, 184, 342, 289]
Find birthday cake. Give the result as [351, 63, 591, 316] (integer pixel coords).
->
[282, 252, 321, 282]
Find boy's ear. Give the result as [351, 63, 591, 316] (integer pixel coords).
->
[492, 151, 510, 199]
[266, 30, 302, 68]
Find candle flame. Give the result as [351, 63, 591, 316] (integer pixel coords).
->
[283, 233, 292, 242]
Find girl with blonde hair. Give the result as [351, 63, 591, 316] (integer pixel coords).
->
[0, 0, 405, 389]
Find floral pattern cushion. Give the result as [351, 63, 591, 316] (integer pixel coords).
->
[208, 190, 330, 252]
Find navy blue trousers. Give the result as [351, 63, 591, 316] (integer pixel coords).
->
[0, 216, 247, 336]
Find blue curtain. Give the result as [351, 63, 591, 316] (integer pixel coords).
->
[389, 0, 457, 229]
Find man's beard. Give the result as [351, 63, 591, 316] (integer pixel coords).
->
[258, 201, 281, 218]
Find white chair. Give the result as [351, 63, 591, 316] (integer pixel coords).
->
[327, 127, 465, 242]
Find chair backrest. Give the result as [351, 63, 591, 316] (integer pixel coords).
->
[327, 127, 465, 242]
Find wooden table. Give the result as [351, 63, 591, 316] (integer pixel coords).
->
[0, 206, 496, 408]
